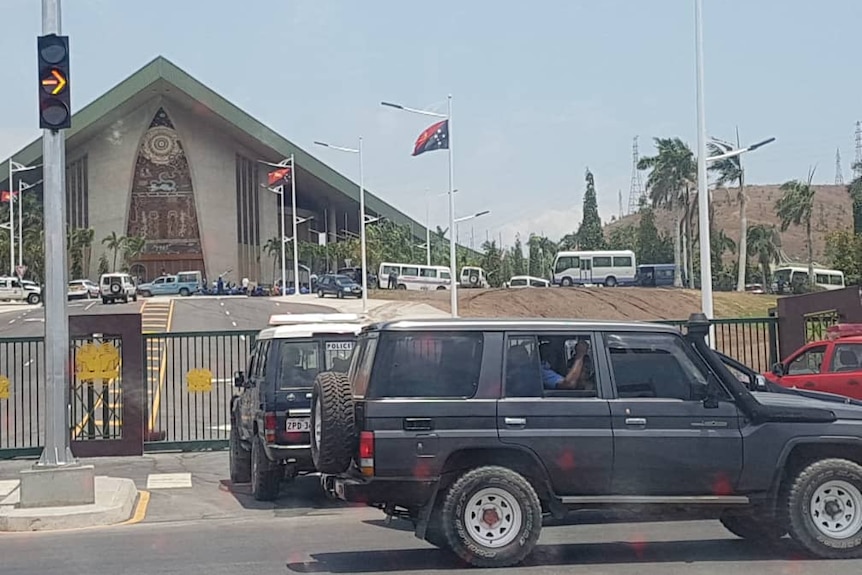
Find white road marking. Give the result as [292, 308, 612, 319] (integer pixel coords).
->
[24, 318, 44, 323]
[146, 473, 192, 489]
[85, 301, 97, 311]
[225, 310, 230, 316]
[231, 321, 237, 327]
[8, 319, 15, 324]
[275, 303, 280, 306]
[220, 302, 224, 307]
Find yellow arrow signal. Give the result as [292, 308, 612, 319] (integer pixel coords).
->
[41, 69, 67, 95]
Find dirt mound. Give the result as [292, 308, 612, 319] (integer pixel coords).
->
[370, 287, 775, 320]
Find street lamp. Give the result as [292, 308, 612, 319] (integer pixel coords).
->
[259, 156, 300, 297]
[381, 97, 459, 316]
[5, 160, 39, 276]
[454, 210, 490, 224]
[694, 0, 775, 333]
[314, 139, 368, 313]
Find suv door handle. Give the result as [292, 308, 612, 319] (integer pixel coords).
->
[504, 417, 527, 427]
[625, 417, 647, 426]
[403, 418, 433, 431]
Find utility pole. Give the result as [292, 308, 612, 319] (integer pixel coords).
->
[835, 148, 844, 185]
[39, 0, 73, 468]
[855, 121, 862, 180]
[627, 136, 645, 214]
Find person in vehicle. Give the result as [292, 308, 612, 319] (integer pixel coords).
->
[540, 339, 594, 391]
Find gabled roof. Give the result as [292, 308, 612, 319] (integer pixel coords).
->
[1, 56, 426, 235]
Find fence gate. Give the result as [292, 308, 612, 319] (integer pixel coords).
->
[69, 314, 144, 457]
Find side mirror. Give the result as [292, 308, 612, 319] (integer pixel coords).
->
[697, 377, 720, 409]
[233, 371, 246, 388]
[771, 362, 785, 377]
[754, 375, 768, 391]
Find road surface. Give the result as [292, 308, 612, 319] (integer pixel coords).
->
[0, 452, 857, 574]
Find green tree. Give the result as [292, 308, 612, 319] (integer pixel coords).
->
[510, 235, 525, 276]
[97, 253, 109, 277]
[776, 169, 817, 285]
[708, 136, 747, 291]
[638, 137, 696, 287]
[746, 224, 782, 289]
[101, 231, 126, 272]
[634, 207, 673, 264]
[480, 240, 504, 287]
[122, 235, 147, 271]
[576, 169, 605, 250]
[607, 225, 638, 252]
[263, 236, 282, 282]
[849, 160, 862, 235]
[825, 229, 862, 285]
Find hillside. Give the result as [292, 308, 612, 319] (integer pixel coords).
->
[607, 184, 853, 265]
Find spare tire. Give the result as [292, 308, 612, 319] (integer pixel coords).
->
[469, 274, 479, 286]
[110, 283, 121, 294]
[311, 371, 355, 474]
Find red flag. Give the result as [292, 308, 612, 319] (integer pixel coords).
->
[268, 167, 291, 187]
[412, 120, 449, 156]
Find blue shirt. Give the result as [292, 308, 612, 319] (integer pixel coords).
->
[541, 361, 564, 389]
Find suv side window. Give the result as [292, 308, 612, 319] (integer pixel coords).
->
[830, 343, 861, 373]
[787, 345, 827, 375]
[506, 333, 598, 397]
[367, 331, 483, 398]
[606, 332, 708, 400]
[255, 341, 271, 378]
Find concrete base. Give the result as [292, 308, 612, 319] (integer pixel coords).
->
[18, 464, 95, 508]
[0, 476, 137, 532]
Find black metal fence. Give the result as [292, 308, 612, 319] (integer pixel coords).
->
[144, 330, 256, 450]
[0, 317, 779, 458]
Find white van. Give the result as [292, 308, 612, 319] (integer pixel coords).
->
[378, 262, 451, 290]
[552, 250, 637, 287]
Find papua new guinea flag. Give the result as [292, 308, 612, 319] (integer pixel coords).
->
[412, 120, 449, 156]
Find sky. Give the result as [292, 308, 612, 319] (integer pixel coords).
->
[1, 0, 860, 247]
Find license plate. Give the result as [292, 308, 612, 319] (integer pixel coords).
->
[285, 418, 310, 432]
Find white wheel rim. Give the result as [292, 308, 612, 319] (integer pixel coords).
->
[463, 487, 523, 549]
[313, 397, 322, 451]
[810, 480, 862, 539]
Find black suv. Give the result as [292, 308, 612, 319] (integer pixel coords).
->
[316, 274, 362, 299]
[229, 314, 360, 500]
[312, 315, 862, 567]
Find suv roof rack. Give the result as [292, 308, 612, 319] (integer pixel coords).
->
[268, 313, 363, 326]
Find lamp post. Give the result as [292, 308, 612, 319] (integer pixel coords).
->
[6, 160, 39, 276]
[314, 139, 368, 313]
[381, 97, 458, 315]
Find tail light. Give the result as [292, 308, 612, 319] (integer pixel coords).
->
[264, 412, 277, 443]
[359, 431, 374, 477]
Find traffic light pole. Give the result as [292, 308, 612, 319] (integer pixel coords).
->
[38, 0, 73, 467]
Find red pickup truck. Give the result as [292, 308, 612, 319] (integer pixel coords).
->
[766, 324, 862, 399]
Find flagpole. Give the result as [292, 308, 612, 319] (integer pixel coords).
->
[291, 154, 300, 297]
[447, 95, 458, 318]
[9, 159, 15, 277]
[280, 180, 286, 296]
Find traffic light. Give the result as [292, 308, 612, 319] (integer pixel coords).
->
[37, 34, 70, 130]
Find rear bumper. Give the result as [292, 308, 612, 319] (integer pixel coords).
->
[265, 443, 313, 469]
[323, 474, 437, 507]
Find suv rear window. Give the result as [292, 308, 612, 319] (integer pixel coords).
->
[277, 339, 356, 389]
[366, 331, 483, 398]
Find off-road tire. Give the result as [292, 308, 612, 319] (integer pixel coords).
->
[229, 424, 251, 484]
[310, 371, 354, 474]
[786, 458, 862, 559]
[179, 288, 190, 297]
[27, 293, 40, 305]
[251, 435, 281, 501]
[719, 510, 786, 541]
[441, 466, 542, 568]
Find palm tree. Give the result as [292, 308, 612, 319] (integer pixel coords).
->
[746, 224, 781, 288]
[708, 136, 747, 291]
[776, 168, 817, 285]
[263, 236, 282, 283]
[77, 228, 95, 278]
[101, 232, 126, 272]
[638, 137, 697, 287]
[122, 236, 147, 270]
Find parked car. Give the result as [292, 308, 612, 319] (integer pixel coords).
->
[765, 323, 862, 400]
[229, 313, 364, 501]
[460, 266, 489, 288]
[316, 274, 362, 299]
[337, 267, 376, 289]
[137, 273, 199, 297]
[313, 314, 862, 567]
[0, 276, 41, 304]
[68, 279, 100, 300]
[99, 272, 138, 304]
[505, 275, 550, 288]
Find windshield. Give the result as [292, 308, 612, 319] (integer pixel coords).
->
[276, 339, 355, 389]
